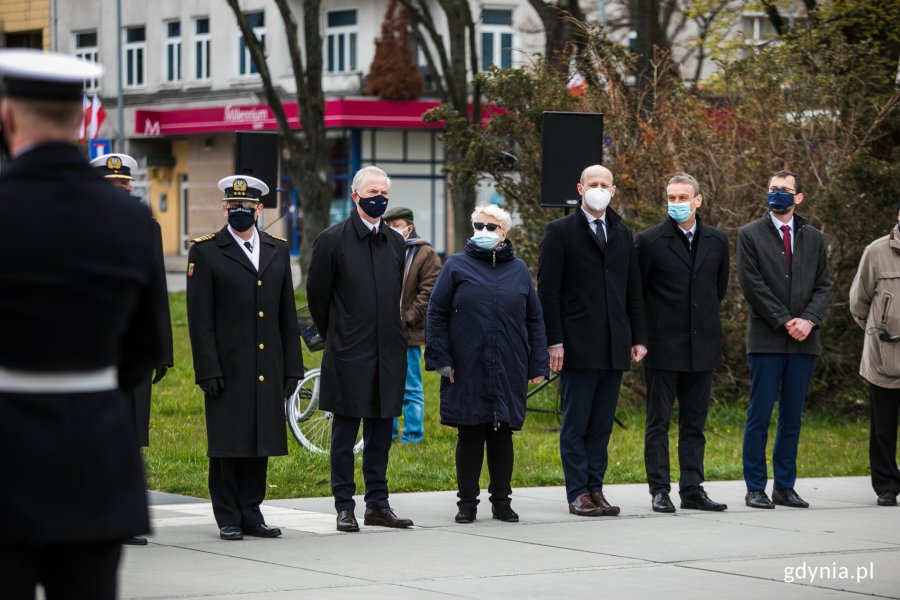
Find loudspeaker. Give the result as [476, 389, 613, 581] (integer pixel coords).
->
[235, 131, 279, 208]
[540, 112, 603, 207]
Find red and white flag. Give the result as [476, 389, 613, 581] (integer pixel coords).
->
[87, 94, 106, 140]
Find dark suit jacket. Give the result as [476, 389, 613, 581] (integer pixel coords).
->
[0, 142, 164, 545]
[306, 210, 408, 418]
[635, 217, 729, 372]
[538, 207, 647, 371]
[186, 227, 303, 457]
[736, 212, 831, 355]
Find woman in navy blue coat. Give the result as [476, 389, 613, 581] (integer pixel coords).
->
[426, 205, 549, 523]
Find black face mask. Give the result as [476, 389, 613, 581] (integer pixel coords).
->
[358, 194, 388, 219]
[227, 206, 257, 232]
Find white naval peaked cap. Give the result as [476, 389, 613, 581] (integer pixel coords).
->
[90, 153, 139, 180]
[0, 49, 103, 100]
[218, 175, 270, 200]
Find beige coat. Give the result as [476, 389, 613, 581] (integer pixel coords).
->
[849, 224, 900, 388]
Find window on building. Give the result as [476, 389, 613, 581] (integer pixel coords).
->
[6, 30, 42, 48]
[75, 30, 100, 90]
[238, 11, 265, 76]
[480, 8, 513, 71]
[123, 26, 146, 88]
[741, 14, 778, 44]
[194, 17, 210, 81]
[325, 9, 357, 74]
[165, 21, 182, 82]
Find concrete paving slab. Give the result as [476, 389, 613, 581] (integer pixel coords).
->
[121, 477, 900, 600]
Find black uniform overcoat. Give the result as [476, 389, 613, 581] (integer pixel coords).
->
[131, 217, 174, 447]
[186, 226, 303, 457]
[635, 217, 729, 372]
[306, 210, 407, 418]
[0, 142, 164, 545]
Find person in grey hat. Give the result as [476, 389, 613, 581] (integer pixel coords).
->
[849, 197, 900, 507]
[0, 49, 165, 599]
[384, 206, 442, 443]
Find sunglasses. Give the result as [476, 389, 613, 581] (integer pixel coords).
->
[473, 222, 500, 232]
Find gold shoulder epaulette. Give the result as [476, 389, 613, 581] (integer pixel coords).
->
[191, 233, 215, 244]
[269, 234, 288, 243]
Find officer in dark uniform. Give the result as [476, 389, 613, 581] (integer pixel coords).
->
[90, 152, 174, 545]
[0, 49, 164, 599]
[186, 175, 303, 541]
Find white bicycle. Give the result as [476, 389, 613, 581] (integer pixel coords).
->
[289, 307, 364, 454]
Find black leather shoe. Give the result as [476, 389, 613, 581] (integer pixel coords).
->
[745, 490, 775, 509]
[651, 492, 676, 513]
[455, 507, 476, 523]
[219, 525, 244, 540]
[123, 536, 148, 546]
[773, 488, 809, 508]
[364, 507, 414, 528]
[877, 492, 898, 506]
[680, 490, 727, 511]
[492, 504, 519, 523]
[336, 510, 359, 532]
[244, 523, 282, 538]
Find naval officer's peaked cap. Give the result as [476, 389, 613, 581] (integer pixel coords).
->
[0, 48, 103, 101]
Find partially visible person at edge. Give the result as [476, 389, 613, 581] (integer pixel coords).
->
[0, 49, 164, 600]
[383, 206, 442, 444]
[426, 204, 548, 523]
[737, 170, 831, 510]
[306, 165, 415, 532]
[635, 173, 730, 514]
[537, 164, 648, 517]
[186, 174, 303, 541]
[91, 152, 174, 547]
[849, 197, 900, 508]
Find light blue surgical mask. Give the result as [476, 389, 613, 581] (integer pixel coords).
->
[471, 231, 500, 250]
[667, 201, 694, 223]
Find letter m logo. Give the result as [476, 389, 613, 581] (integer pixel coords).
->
[143, 119, 161, 136]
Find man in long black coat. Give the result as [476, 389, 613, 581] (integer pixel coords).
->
[91, 152, 174, 451]
[0, 50, 163, 599]
[307, 165, 413, 532]
[538, 164, 647, 517]
[635, 173, 729, 514]
[187, 175, 303, 541]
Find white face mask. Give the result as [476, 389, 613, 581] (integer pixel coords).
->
[390, 226, 408, 238]
[584, 187, 611, 212]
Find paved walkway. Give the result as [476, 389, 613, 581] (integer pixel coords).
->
[122, 476, 899, 599]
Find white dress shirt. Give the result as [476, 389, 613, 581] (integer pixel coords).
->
[228, 226, 260, 270]
[769, 212, 795, 253]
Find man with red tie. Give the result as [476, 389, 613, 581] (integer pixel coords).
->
[736, 170, 831, 510]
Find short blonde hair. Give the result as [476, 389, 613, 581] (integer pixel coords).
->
[471, 204, 512, 232]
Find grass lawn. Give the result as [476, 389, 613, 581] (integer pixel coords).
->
[146, 292, 871, 500]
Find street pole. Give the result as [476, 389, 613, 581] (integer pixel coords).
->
[116, 0, 124, 151]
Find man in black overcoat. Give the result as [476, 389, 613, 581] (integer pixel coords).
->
[635, 173, 730, 514]
[186, 175, 303, 541]
[307, 165, 413, 532]
[538, 164, 648, 517]
[0, 50, 164, 599]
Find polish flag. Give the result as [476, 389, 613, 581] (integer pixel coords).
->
[566, 72, 587, 97]
[87, 95, 106, 140]
[79, 94, 90, 141]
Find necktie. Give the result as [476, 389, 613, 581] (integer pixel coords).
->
[685, 230, 693, 249]
[594, 219, 606, 249]
[780, 225, 792, 267]
[244, 241, 253, 253]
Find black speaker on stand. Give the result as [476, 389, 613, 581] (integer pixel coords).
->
[235, 131, 280, 209]
[540, 112, 604, 208]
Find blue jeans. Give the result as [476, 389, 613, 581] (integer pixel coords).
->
[393, 346, 425, 443]
[743, 352, 816, 492]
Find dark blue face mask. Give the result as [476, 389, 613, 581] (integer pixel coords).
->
[767, 189, 795, 214]
[227, 206, 257, 232]
[358, 194, 388, 219]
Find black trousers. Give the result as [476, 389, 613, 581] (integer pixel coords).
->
[870, 383, 900, 495]
[0, 541, 121, 600]
[644, 368, 713, 495]
[455, 422, 514, 510]
[331, 414, 393, 512]
[208, 456, 268, 529]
